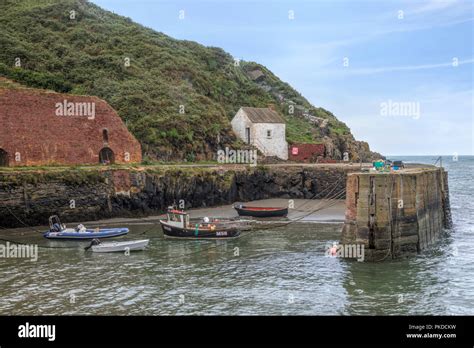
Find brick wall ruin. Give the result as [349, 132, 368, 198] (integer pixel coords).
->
[0, 88, 142, 166]
[288, 143, 325, 162]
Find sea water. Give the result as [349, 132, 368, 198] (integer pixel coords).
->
[0, 156, 472, 315]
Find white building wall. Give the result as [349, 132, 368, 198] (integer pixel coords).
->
[230, 108, 252, 143]
[231, 108, 288, 160]
[253, 123, 288, 160]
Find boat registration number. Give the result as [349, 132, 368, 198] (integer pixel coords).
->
[216, 231, 227, 236]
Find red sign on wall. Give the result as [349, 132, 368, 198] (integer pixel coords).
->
[288, 143, 325, 162]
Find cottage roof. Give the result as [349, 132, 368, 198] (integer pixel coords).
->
[240, 107, 285, 124]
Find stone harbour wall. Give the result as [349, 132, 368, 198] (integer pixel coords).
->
[340, 168, 451, 261]
[0, 165, 353, 228]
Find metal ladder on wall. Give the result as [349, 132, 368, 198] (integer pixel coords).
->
[442, 174, 453, 228]
[434, 156, 453, 228]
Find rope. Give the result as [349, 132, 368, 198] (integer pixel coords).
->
[156, 185, 347, 261]
[0, 173, 347, 257]
[2, 204, 44, 233]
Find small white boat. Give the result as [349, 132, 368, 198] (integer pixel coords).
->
[87, 239, 149, 253]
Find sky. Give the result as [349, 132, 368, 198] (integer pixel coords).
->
[91, 0, 473, 156]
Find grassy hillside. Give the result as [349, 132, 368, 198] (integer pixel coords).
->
[0, 0, 381, 161]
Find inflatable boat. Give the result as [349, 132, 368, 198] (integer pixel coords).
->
[43, 215, 129, 240]
[44, 228, 129, 240]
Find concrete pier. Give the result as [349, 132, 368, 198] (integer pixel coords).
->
[341, 166, 452, 261]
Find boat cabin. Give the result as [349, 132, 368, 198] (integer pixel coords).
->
[49, 215, 66, 232]
[166, 209, 190, 229]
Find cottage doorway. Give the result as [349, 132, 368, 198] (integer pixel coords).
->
[99, 147, 115, 165]
[245, 127, 250, 144]
[0, 149, 8, 166]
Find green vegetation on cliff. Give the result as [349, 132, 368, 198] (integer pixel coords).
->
[0, 0, 380, 161]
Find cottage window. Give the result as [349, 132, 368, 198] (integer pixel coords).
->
[266, 130, 272, 138]
[102, 129, 109, 143]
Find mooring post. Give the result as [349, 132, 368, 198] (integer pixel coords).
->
[23, 183, 30, 214]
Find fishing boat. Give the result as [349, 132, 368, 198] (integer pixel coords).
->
[159, 208, 241, 239]
[234, 204, 288, 218]
[85, 239, 149, 253]
[43, 215, 129, 240]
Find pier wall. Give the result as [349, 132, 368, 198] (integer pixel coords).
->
[0, 165, 352, 228]
[341, 168, 451, 261]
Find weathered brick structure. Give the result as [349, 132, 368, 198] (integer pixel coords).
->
[0, 86, 141, 166]
[288, 143, 325, 162]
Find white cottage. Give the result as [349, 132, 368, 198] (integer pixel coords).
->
[231, 107, 288, 160]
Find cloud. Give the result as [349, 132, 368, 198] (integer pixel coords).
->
[331, 58, 474, 76]
[297, 1, 474, 53]
[324, 84, 474, 155]
[408, 0, 459, 15]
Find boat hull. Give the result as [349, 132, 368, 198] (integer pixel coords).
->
[160, 221, 240, 239]
[91, 239, 149, 252]
[44, 228, 129, 240]
[234, 206, 288, 217]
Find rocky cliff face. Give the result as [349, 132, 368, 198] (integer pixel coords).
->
[0, 165, 354, 228]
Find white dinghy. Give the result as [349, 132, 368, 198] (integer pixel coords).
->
[86, 239, 149, 253]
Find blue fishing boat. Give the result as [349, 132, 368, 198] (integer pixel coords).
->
[43, 216, 129, 240]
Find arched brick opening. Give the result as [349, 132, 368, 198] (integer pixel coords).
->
[99, 147, 115, 165]
[0, 148, 9, 167]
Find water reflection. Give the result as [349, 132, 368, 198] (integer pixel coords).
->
[0, 213, 472, 315]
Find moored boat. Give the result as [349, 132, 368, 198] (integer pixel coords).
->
[234, 204, 288, 217]
[86, 239, 149, 253]
[159, 208, 241, 239]
[43, 215, 129, 240]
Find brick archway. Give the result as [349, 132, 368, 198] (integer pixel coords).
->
[99, 147, 115, 165]
[0, 148, 8, 167]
